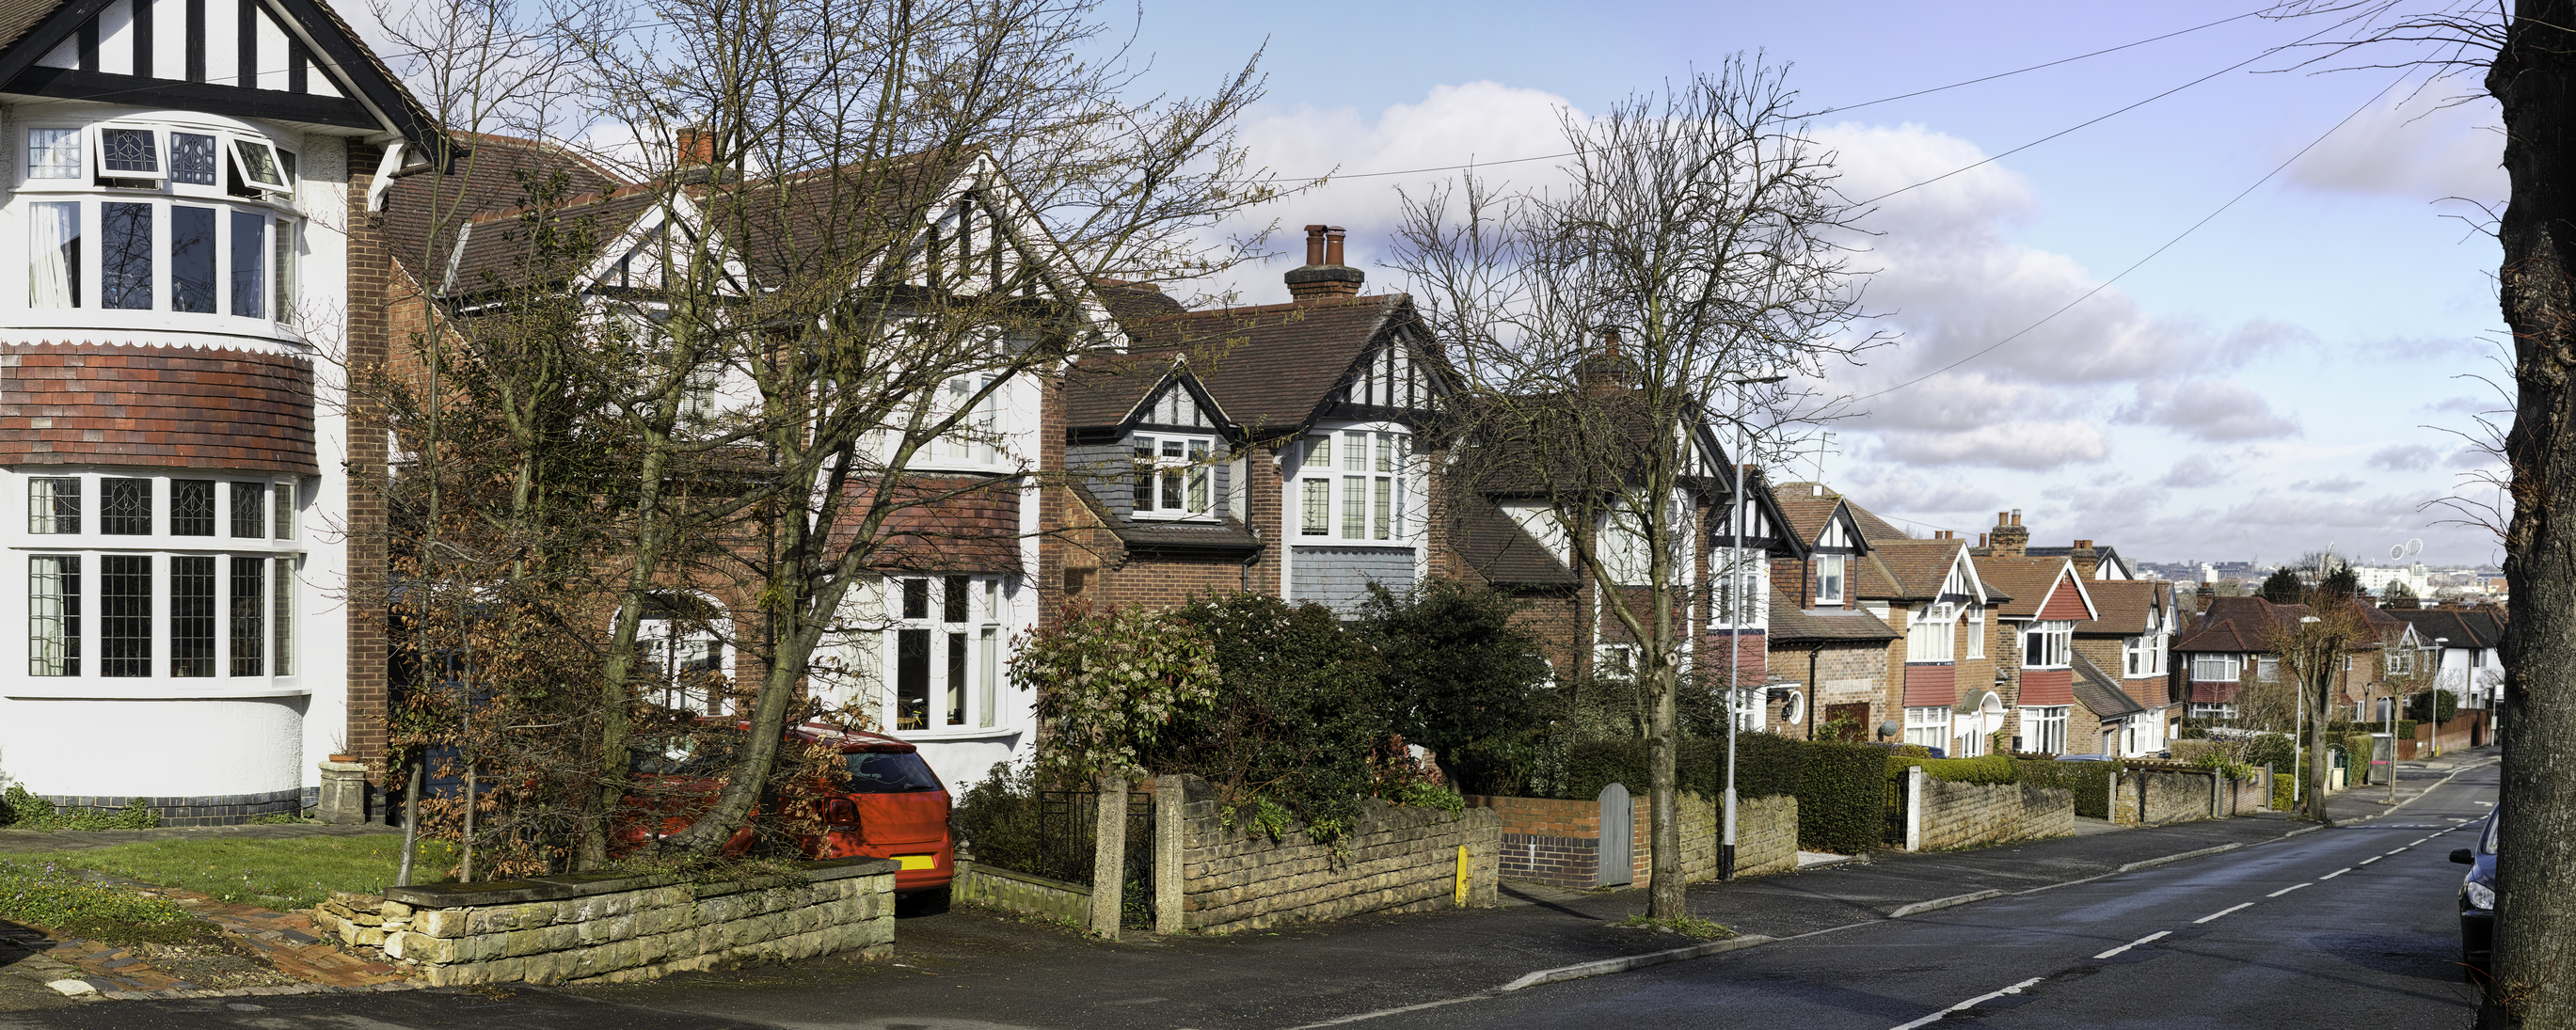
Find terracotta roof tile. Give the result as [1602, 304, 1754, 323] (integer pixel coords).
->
[1453, 499, 1577, 586]
[2076, 580, 2165, 636]
[1113, 294, 1407, 434]
[1766, 589, 1900, 642]
[1976, 555, 2075, 619]
[1858, 539, 1960, 600]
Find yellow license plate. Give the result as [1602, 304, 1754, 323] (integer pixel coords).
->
[896, 854, 936, 870]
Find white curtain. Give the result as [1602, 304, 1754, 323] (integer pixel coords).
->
[28, 201, 74, 308]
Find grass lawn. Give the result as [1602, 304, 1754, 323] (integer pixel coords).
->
[4, 835, 462, 912]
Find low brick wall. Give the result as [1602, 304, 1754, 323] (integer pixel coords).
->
[1175, 776, 1499, 934]
[1466, 791, 1799, 886]
[954, 861, 1088, 926]
[1915, 778, 2075, 851]
[312, 858, 896, 986]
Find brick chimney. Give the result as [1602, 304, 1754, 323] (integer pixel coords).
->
[1578, 329, 1637, 396]
[1990, 510, 2027, 558]
[676, 125, 716, 166]
[1285, 225, 1363, 302]
[2195, 581, 2217, 616]
[2070, 539, 2099, 578]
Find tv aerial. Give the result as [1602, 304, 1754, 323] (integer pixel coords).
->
[2389, 538, 2423, 563]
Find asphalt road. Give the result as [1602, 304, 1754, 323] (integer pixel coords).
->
[1366, 764, 2498, 1030]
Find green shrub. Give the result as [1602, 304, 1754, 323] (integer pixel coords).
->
[1560, 737, 1716, 801]
[0, 786, 159, 831]
[1731, 730, 1809, 801]
[1358, 580, 1551, 796]
[949, 762, 1095, 883]
[1796, 742, 1886, 855]
[2017, 759, 2113, 818]
[1887, 753, 2018, 785]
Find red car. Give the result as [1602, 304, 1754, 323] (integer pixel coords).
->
[618, 721, 955, 899]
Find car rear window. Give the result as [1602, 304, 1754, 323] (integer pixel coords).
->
[845, 752, 943, 793]
[628, 730, 744, 776]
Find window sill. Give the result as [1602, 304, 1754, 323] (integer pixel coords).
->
[883, 725, 1020, 742]
[5, 678, 309, 699]
[1130, 512, 1218, 523]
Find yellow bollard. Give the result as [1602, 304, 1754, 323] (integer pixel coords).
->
[1455, 845, 1471, 907]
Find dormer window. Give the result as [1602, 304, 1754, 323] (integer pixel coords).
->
[1815, 554, 1845, 605]
[1132, 434, 1213, 518]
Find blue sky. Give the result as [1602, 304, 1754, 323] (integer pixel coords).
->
[1114, 1, 2507, 569]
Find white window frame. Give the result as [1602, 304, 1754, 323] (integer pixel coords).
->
[1295, 428, 1410, 542]
[1594, 643, 1639, 683]
[1906, 602, 1956, 663]
[1132, 432, 1216, 519]
[7, 471, 305, 697]
[1815, 554, 1845, 605]
[1710, 550, 1767, 629]
[2191, 654, 2241, 682]
[92, 127, 167, 185]
[2024, 705, 2070, 755]
[1904, 705, 1948, 750]
[2022, 620, 2071, 669]
[637, 594, 730, 715]
[1966, 605, 1985, 658]
[885, 574, 1008, 735]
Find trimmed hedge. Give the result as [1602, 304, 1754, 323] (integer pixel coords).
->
[1886, 753, 2018, 785]
[1559, 733, 1885, 855]
[2017, 759, 2113, 819]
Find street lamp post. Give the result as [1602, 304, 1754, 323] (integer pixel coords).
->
[1721, 372, 1783, 882]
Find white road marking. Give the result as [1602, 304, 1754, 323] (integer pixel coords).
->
[2413, 839, 2430, 846]
[2360, 856, 2382, 865]
[2267, 883, 2312, 898]
[2389, 848, 2409, 854]
[1889, 975, 2049, 1030]
[2091, 929, 2171, 959]
[2324, 867, 2353, 879]
[2195, 903, 2255, 924]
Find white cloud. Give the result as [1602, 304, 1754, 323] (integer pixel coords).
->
[2157, 453, 2234, 488]
[2370, 444, 2442, 471]
[1869, 420, 2109, 470]
[2289, 90, 2504, 203]
[2115, 379, 2301, 442]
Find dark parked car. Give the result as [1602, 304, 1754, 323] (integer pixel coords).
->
[2451, 814, 2498, 981]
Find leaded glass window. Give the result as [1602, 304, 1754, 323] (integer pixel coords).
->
[99, 128, 158, 175]
[102, 555, 150, 676]
[29, 478, 78, 534]
[172, 480, 215, 536]
[230, 556, 263, 676]
[272, 556, 293, 676]
[29, 556, 79, 676]
[170, 556, 214, 676]
[230, 482, 264, 538]
[171, 133, 216, 185]
[273, 481, 295, 539]
[102, 478, 151, 535]
[27, 128, 80, 179]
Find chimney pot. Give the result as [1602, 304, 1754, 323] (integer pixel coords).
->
[676, 125, 716, 166]
[1286, 223, 1364, 303]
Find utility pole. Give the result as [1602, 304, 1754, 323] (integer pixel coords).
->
[1721, 372, 1782, 881]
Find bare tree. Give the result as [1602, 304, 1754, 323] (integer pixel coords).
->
[2262, 593, 2369, 828]
[1391, 57, 1882, 919]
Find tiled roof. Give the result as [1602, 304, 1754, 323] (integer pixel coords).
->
[1110, 515, 1262, 556]
[1113, 295, 1409, 434]
[1096, 282, 1187, 324]
[1976, 555, 2074, 618]
[2077, 580, 2166, 636]
[1062, 352, 1185, 429]
[1464, 390, 1725, 500]
[1452, 499, 1577, 586]
[2072, 651, 2147, 721]
[387, 134, 632, 287]
[2170, 594, 2362, 655]
[447, 188, 661, 294]
[0, 0, 56, 54]
[2390, 609, 2506, 650]
[1839, 496, 1913, 543]
[1767, 590, 1900, 642]
[0, 344, 316, 475]
[1769, 483, 1844, 547]
[837, 475, 1023, 574]
[1858, 539, 1960, 600]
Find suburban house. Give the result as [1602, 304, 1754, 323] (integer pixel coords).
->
[2389, 607, 2505, 711]
[1057, 227, 1449, 623]
[1761, 483, 1900, 740]
[1965, 513, 2101, 756]
[1855, 534, 2003, 756]
[2071, 578, 2179, 756]
[2171, 594, 2417, 725]
[0, 0, 440, 822]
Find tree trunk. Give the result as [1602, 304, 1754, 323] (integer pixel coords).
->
[2486, 4, 2576, 1024]
[1647, 658, 1683, 918]
[2307, 670, 2336, 828]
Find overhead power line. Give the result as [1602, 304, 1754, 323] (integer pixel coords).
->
[1849, 72, 2409, 404]
[1248, 4, 2281, 186]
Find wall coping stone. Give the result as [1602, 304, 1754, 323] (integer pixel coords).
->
[383, 858, 897, 908]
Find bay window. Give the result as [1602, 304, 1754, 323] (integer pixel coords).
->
[1907, 603, 1956, 662]
[2024, 705, 2069, 755]
[1296, 430, 1408, 541]
[17, 123, 301, 330]
[888, 575, 1006, 732]
[2191, 654, 2240, 682]
[1904, 705, 1948, 749]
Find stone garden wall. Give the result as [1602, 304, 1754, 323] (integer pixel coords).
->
[311, 858, 895, 986]
[1914, 778, 2075, 851]
[1173, 775, 1499, 934]
[2110, 767, 2266, 827]
[1465, 791, 1799, 887]
[953, 861, 1089, 926]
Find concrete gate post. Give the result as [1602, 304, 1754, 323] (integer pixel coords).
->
[1904, 765, 1925, 852]
[317, 760, 371, 825]
[1089, 772, 1127, 940]
[1153, 775, 1185, 935]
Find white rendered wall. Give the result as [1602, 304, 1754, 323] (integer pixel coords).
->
[0, 695, 307, 797]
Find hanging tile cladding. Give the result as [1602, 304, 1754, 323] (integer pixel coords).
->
[1, 345, 317, 473]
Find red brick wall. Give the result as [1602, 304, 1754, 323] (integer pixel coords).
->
[1, 345, 317, 472]
[345, 144, 392, 777]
